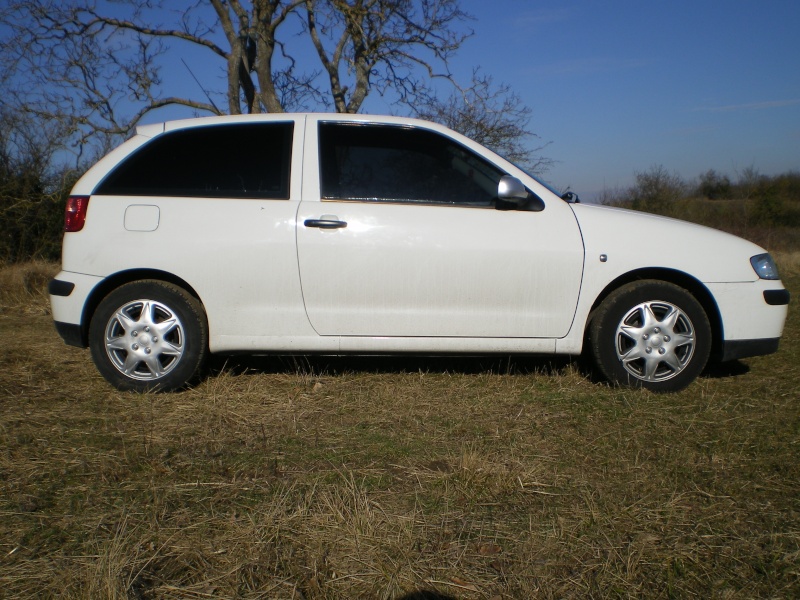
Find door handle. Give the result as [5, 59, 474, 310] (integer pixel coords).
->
[304, 217, 347, 229]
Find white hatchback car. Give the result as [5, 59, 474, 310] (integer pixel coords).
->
[50, 114, 790, 392]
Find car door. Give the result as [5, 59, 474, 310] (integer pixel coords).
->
[296, 118, 584, 339]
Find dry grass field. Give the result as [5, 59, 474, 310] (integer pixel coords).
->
[1, 258, 798, 599]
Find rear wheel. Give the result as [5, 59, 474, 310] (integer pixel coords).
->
[588, 280, 711, 393]
[89, 281, 208, 392]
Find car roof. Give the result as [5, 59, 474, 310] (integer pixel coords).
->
[137, 113, 444, 137]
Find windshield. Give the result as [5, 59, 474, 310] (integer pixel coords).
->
[532, 174, 566, 198]
[507, 160, 569, 199]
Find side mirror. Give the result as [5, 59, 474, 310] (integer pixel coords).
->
[498, 175, 528, 200]
[497, 175, 545, 212]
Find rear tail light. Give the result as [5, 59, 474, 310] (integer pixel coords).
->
[65, 195, 90, 232]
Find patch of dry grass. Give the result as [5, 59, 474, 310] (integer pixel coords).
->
[0, 261, 58, 315]
[1, 263, 798, 598]
[774, 250, 800, 277]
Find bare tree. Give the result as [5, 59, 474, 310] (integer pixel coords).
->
[1, 1, 548, 172]
[1, 2, 464, 137]
[305, 0, 467, 113]
[413, 71, 552, 175]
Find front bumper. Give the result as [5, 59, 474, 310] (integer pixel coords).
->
[763, 289, 791, 306]
[706, 280, 789, 339]
[705, 280, 789, 362]
[720, 337, 781, 362]
[54, 321, 85, 348]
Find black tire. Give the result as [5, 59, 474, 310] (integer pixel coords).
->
[89, 280, 208, 392]
[588, 280, 711, 393]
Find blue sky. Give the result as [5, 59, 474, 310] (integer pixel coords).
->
[135, 1, 799, 199]
[440, 0, 800, 198]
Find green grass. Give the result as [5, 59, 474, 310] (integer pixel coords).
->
[1, 262, 798, 598]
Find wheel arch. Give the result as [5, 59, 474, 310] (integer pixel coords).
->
[78, 269, 204, 347]
[585, 268, 724, 362]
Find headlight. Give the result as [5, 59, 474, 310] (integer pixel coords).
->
[750, 253, 780, 280]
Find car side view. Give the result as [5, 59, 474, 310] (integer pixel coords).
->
[49, 114, 790, 393]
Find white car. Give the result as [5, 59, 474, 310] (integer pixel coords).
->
[49, 114, 790, 392]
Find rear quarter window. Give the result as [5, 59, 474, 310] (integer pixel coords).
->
[94, 122, 293, 199]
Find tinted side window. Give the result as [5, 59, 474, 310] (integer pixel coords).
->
[319, 123, 503, 206]
[95, 122, 293, 199]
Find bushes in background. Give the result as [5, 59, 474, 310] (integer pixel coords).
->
[0, 112, 81, 263]
[603, 166, 800, 249]
[0, 171, 74, 263]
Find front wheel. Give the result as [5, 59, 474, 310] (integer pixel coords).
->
[588, 281, 711, 393]
[89, 281, 208, 392]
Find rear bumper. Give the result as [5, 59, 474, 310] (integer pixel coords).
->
[50, 276, 86, 347]
[49, 277, 85, 346]
[50, 271, 104, 348]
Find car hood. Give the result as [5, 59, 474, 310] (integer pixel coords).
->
[569, 202, 765, 283]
